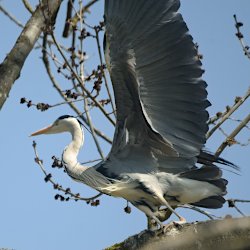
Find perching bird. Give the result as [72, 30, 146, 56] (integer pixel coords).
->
[31, 0, 237, 229]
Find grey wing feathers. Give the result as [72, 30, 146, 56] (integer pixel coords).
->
[105, 0, 209, 171]
[192, 196, 226, 209]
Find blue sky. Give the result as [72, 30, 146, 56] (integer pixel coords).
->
[0, 1, 249, 250]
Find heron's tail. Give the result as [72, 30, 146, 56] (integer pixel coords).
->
[179, 165, 228, 208]
[191, 195, 226, 208]
[198, 150, 239, 171]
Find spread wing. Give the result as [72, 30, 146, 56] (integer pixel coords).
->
[101, 0, 210, 175]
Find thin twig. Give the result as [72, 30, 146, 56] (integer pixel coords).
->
[207, 87, 250, 139]
[49, 98, 86, 108]
[51, 32, 116, 126]
[218, 126, 230, 138]
[215, 113, 250, 157]
[179, 205, 220, 220]
[85, 99, 105, 158]
[208, 111, 228, 126]
[0, 5, 67, 56]
[81, 158, 102, 165]
[228, 199, 250, 203]
[42, 34, 112, 144]
[20, 97, 87, 111]
[22, 0, 34, 13]
[78, 3, 105, 159]
[32, 141, 102, 201]
[0, 0, 62, 110]
[94, 26, 116, 116]
[70, 22, 79, 91]
[217, 126, 250, 147]
[232, 205, 245, 216]
[47, 43, 76, 81]
[233, 14, 250, 60]
[69, 0, 100, 31]
[0, 7, 68, 54]
[228, 117, 250, 130]
[0, 5, 24, 28]
[227, 199, 250, 216]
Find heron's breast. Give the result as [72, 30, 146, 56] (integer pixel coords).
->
[102, 174, 162, 205]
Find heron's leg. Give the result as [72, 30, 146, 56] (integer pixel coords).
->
[146, 212, 164, 229]
[159, 198, 186, 223]
[135, 205, 164, 229]
[147, 208, 174, 230]
[156, 207, 174, 222]
[147, 215, 158, 230]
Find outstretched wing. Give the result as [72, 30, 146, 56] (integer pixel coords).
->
[102, 0, 209, 175]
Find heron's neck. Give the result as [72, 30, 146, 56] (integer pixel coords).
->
[62, 124, 84, 168]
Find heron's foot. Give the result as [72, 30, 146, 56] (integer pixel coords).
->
[173, 216, 186, 227]
[147, 217, 158, 231]
[159, 217, 186, 234]
[158, 223, 176, 234]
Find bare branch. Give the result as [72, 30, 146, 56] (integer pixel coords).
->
[20, 96, 86, 111]
[227, 199, 250, 216]
[78, 6, 105, 159]
[62, 0, 75, 38]
[233, 14, 250, 60]
[51, 32, 116, 126]
[32, 141, 102, 202]
[67, 0, 100, 38]
[215, 113, 250, 157]
[22, 0, 34, 14]
[0, 0, 62, 110]
[180, 204, 220, 220]
[94, 25, 116, 116]
[42, 35, 112, 144]
[0, 5, 24, 28]
[81, 158, 102, 165]
[208, 111, 227, 126]
[109, 217, 250, 250]
[207, 87, 250, 139]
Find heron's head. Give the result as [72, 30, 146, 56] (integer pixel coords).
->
[30, 115, 82, 136]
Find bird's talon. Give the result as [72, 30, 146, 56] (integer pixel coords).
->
[159, 222, 175, 234]
[159, 225, 168, 234]
[173, 221, 184, 229]
[172, 217, 186, 228]
[179, 216, 187, 223]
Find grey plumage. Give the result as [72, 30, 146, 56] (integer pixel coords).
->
[31, 0, 238, 229]
[105, 0, 208, 160]
[102, 0, 235, 225]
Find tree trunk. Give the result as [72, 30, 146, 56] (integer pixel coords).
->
[0, 0, 62, 110]
[105, 217, 250, 250]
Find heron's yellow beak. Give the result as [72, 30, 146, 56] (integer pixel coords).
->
[30, 124, 53, 136]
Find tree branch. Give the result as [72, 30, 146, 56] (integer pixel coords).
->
[106, 217, 250, 250]
[65, 0, 100, 38]
[233, 14, 250, 60]
[215, 113, 250, 157]
[51, 32, 116, 126]
[22, 0, 34, 14]
[94, 25, 116, 116]
[0, 5, 24, 28]
[42, 35, 112, 144]
[32, 141, 102, 202]
[206, 87, 250, 139]
[0, 0, 62, 110]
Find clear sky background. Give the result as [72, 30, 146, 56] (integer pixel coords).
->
[0, 1, 249, 250]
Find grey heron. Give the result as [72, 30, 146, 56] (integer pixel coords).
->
[31, 0, 236, 229]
